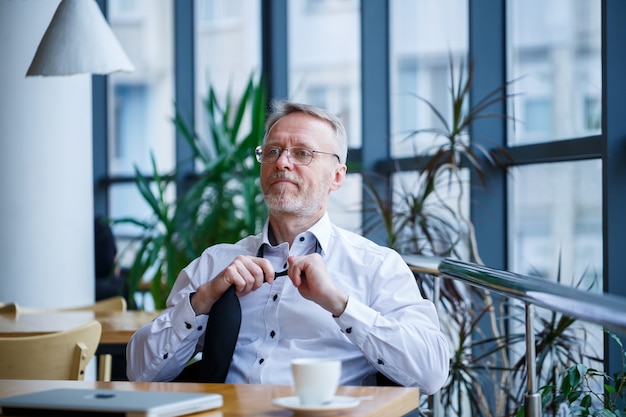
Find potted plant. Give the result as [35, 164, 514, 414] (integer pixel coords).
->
[516, 330, 625, 417]
[114, 74, 268, 309]
[365, 56, 599, 416]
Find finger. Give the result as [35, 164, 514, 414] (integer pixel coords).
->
[221, 257, 253, 293]
[262, 262, 276, 285]
[236, 261, 262, 293]
[288, 262, 303, 287]
[239, 256, 275, 292]
[250, 256, 274, 284]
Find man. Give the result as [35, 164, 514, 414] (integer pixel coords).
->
[126, 100, 449, 394]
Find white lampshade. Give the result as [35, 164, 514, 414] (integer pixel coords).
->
[26, 0, 134, 76]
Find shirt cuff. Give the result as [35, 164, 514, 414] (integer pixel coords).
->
[333, 297, 377, 346]
[166, 294, 208, 341]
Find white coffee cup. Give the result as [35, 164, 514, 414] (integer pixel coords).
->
[291, 358, 341, 406]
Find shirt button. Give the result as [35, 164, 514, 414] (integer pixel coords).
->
[185, 322, 192, 329]
[378, 359, 385, 365]
[163, 353, 169, 359]
[273, 294, 278, 301]
[283, 263, 288, 268]
[346, 327, 352, 334]
[270, 330, 276, 338]
[299, 236, 305, 242]
[259, 358, 265, 364]
[197, 326, 203, 331]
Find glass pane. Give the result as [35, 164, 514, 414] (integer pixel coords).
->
[391, 169, 470, 257]
[390, 0, 468, 158]
[108, 0, 175, 176]
[288, 0, 361, 231]
[287, 0, 360, 149]
[194, 0, 261, 147]
[329, 173, 362, 233]
[508, 160, 603, 289]
[108, 0, 175, 243]
[508, 160, 604, 387]
[507, 0, 601, 145]
[109, 182, 174, 241]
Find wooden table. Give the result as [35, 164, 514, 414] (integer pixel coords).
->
[0, 310, 159, 381]
[0, 379, 420, 417]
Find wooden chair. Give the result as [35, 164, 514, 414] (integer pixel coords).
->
[0, 296, 127, 315]
[59, 296, 126, 381]
[60, 296, 127, 313]
[0, 320, 102, 380]
[0, 296, 126, 381]
[0, 302, 18, 315]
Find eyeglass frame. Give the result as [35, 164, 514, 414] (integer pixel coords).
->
[254, 145, 341, 166]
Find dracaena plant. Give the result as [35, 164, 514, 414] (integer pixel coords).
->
[114, 74, 268, 309]
[361, 55, 516, 417]
[364, 55, 603, 417]
[364, 54, 517, 261]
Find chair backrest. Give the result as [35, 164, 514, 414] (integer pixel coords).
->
[3, 296, 128, 315]
[61, 296, 127, 313]
[0, 320, 102, 380]
[0, 302, 18, 315]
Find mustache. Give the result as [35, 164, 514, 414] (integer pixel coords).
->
[268, 172, 299, 184]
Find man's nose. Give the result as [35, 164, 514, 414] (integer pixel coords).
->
[275, 148, 293, 167]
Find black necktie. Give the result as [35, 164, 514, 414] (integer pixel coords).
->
[179, 240, 322, 383]
[196, 285, 240, 382]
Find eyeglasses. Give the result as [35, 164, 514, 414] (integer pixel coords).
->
[254, 145, 340, 166]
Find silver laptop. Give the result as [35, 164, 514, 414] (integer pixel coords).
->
[0, 388, 223, 417]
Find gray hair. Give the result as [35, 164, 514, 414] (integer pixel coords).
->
[263, 100, 348, 164]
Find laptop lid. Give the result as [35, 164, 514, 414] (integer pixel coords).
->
[0, 388, 223, 417]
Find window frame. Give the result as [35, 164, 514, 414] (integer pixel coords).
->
[93, 0, 626, 379]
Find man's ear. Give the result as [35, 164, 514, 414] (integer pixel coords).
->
[330, 164, 347, 191]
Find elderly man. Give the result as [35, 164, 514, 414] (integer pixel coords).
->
[126, 100, 449, 394]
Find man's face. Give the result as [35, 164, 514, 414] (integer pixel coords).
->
[260, 112, 346, 217]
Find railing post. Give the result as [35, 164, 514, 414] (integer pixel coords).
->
[525, 303, 542, 417]
[429, 275, 442, 417]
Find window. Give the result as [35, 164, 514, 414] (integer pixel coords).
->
[107, 0, 175, 238]
[506, 0, 602, 283]
[505, 0, 604, 384]
[524, 97, 553, 135]
[508, 160, 602, 284]
[288, 0, 361, 231]
[92, 0, 625, 393]
[390, 0, 468, 157]
[194, 0, 261, 149]
[197, 0, 240, 27]
[507, 0, 601, 145]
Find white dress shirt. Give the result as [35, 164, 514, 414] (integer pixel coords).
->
[126, 213, 450, 394]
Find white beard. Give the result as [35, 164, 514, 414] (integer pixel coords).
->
[263, 173, 328, 217]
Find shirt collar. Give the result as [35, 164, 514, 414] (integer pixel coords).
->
[259, 212, 332, 256]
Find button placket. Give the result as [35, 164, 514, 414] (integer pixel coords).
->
[249, 234, 318, 382]
[250, 268, 286, 381]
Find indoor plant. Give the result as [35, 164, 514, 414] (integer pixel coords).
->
[365, 56, 598, 416]
[516, 330, 625, 417]
[114, 74, 267, 309]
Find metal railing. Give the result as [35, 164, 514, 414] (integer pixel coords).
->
[403, 254, 626, 417]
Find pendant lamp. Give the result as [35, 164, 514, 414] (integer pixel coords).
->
[26, 0, 134, 76]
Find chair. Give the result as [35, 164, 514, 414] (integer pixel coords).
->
[0, 296, 127, 315]
[0, 296, 127, 318]
[60, 296, 127, 313]
[0, 320, 102, 380]
[57, 296, 126, 381]
[0, 302, 18, 315]
[0, 296, 126, 381]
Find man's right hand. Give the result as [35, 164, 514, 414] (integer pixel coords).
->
[190, 255, 276, 315]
